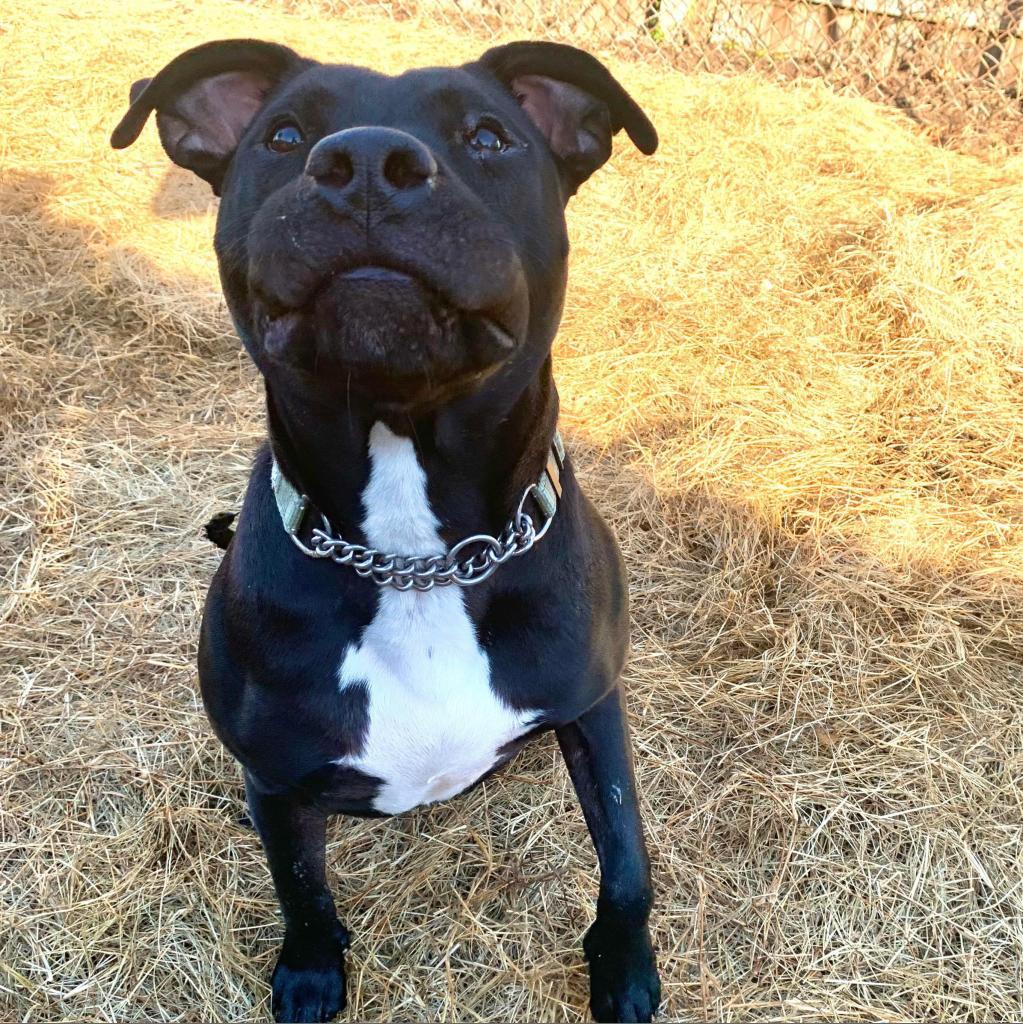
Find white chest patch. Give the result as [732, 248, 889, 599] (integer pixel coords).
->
[334, 422, 539, 815]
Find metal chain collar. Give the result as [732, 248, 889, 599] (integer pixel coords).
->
[272, 432, 565, 592]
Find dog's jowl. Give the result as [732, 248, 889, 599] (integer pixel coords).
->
[113, 37, 660, 1024]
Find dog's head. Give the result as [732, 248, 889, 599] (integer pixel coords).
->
[112, 39, 656, 411]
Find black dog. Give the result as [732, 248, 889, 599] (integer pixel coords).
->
[112, 37, 659, 1023]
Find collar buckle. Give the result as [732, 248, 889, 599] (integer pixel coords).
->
[528, 430, 565, 526]
[270, 459, 309, 537]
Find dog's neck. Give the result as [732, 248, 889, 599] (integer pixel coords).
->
[264, 359, 559, 547]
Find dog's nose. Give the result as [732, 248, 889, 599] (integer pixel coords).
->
[306, 127, 437, 210]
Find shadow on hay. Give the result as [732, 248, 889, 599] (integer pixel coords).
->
[149, 164, 219, 219]
[1, 170, 237, 370]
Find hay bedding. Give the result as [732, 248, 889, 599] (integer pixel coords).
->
[2, 0, 1023, 1020]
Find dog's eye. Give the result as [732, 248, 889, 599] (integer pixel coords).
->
[466, 121, 509, 154]
[267, 123, 304, 154]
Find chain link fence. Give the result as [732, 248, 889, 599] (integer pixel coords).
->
[322, 0, 1023, 151]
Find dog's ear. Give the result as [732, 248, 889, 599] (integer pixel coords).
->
[110, 39, 307, 195]
[477, 41, 657, 194]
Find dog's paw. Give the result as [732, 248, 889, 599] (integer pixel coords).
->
[271, 927, 349, 1023]
[583, 917, 660, 1023]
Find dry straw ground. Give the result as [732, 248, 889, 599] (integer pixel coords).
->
[3, 0, 1023, 1020]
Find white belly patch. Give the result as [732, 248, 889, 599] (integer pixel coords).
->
[333, 422, 539, 815]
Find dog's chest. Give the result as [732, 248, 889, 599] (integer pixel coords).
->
[333, 423, 538, 815]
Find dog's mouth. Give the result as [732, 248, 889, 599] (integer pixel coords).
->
[260, 266, 517, 352]
[254, 262, 519, 405]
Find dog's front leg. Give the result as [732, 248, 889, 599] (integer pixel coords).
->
[557, 687, 661, 1023]
[246, 774, 349, 1024]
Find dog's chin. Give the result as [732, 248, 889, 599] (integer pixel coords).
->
[258, 270, 517, 408]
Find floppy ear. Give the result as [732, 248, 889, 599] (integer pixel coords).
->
[110, 39, 307, 195]
[478, 41, 657, 194]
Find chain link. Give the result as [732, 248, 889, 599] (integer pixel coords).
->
[289, 479, 556, 591]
